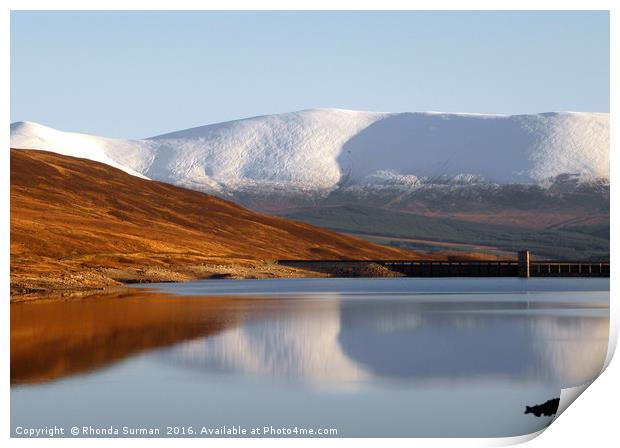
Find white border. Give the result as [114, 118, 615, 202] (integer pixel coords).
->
[2, 1, 617, 447]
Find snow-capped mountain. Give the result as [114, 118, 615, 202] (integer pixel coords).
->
[10, 109, 609, 203]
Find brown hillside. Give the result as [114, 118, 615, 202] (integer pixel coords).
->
[10, 149, 424, 295]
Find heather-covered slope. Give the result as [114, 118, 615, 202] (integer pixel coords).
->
[10, 149, 421, 296]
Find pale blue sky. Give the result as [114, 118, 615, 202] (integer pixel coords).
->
[11, 11, 609, 138]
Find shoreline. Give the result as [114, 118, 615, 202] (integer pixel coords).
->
[10, 260, 405, 302]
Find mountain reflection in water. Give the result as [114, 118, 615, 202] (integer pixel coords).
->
[11, 285, 608, 390]
[11, 290, 258, 384]
[164, 295, 608, 388]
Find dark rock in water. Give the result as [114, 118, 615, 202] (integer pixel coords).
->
[525, 398, 560, 417]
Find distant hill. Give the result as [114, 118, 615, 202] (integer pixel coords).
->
[10, 149, 422, 295]
[282, 205, 609, 260]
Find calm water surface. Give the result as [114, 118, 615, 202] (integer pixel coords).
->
[11, 278, 609, 437]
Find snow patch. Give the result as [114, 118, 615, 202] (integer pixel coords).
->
[10, 121, 153, 179]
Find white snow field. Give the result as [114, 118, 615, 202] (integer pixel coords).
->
[10, 109, 609, 196]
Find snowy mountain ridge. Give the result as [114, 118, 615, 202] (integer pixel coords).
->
[10, 109, 609, 199]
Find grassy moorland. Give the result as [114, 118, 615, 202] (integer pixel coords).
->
[10, 149, 429, 298]
[284, 205, 609, 260]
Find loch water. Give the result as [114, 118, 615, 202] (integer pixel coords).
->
[11, 278, 610, 437]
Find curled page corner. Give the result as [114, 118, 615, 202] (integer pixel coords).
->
[602, 316, 618, 371]
[554, 381, 594, 421]
[500, 381, 598, 446]
[488, 428, 547, 447]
